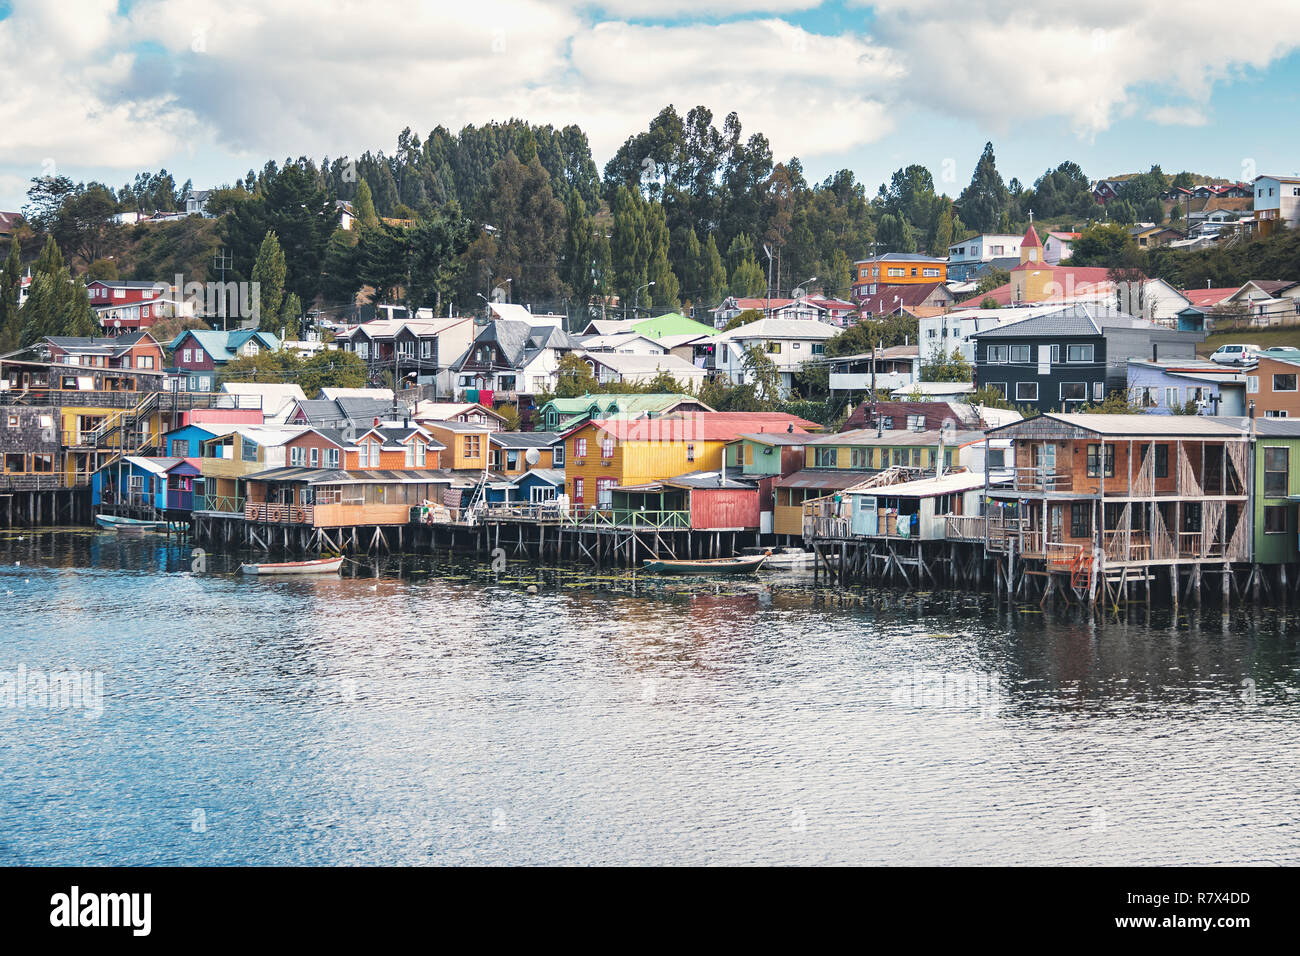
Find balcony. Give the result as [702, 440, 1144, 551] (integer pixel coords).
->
[245, 501, 314, 524]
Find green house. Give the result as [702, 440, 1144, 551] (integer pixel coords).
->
[536, 393, 712, 432]
[1252, 419, 1300, 565]
[801, 428, 990, 474]
[725, 432, 811, 476]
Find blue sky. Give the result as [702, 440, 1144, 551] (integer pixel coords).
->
[2, 1, 1299, 210]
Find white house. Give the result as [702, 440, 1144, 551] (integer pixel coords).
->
[581, 352, 707, 389]
[577, 331, 666, 356]
[1253, 174, 1300, 232]
[185, 190, 213, 218]
[946, 234, 1023, 281]
[706, 318, 838, 396]
[1043, 231, 1079, 265]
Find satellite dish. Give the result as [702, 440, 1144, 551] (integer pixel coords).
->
[524, 447, 541, 466]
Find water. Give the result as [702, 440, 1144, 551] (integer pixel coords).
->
[1, 529, 1298, 865]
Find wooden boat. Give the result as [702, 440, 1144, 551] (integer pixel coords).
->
[641, 555, 767, 575]
[742, 546, 821, 570]
[238, 556, 344, 576]
[96, 514, 170, 532]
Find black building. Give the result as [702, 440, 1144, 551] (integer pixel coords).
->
[971, 306, 1203, 413]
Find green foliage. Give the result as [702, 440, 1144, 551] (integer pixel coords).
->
[1081, 390, 1145, 414]
[217, 347, 368, 397]
[741, 345, 783, 404]
[1068, 222, 1139, 267]
[722, 308, 764, 331]
[280, 292, 303, 341]
[920, 348, 972, 383]
[87, 258, 118, 280]
[251, 231, 286, 330]
[975, 268, 1009, 294]
[18, 236, 97, 346]
[958, 142, 1010, 233]
[0, 236, 21, 354]
[353, 180, 380, 230]
[552, 352, 600, 398]
[728, 256, 765, 297]
[825, 313, 918, 357]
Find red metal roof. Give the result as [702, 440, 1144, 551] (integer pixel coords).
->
[1021, 223, 1042, 248]
[1183, 287, 1239, 308]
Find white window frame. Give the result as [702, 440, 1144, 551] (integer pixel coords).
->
[1015, 381, 1038, 402]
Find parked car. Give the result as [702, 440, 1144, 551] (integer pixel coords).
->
[1209, 344, 1260, 364]
[1258, 346, 1300, 358]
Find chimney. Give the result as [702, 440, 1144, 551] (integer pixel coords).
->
[1152, 343, 1158, 362]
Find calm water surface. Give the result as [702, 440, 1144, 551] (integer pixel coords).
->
[1, 529, 1298, 865]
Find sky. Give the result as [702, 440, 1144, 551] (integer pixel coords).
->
[2, 0, 1300, 210]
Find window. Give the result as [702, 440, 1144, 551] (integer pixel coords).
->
[1070, 503, 1092, 539]
[1009, 345, 1030, 363]
[326, 448, 340, 469]
[6, 415, 16, 428]
[880, 416, 895, 429]
[136, 356, 154, 369]
[5, 453, 25, 472]
[907, 415, 926, 430]
[1266, 409, 1289, 418]
[1015, 382, 1038, 402]
[1086, 443, 1115, 478]
[405, 443, 416, 468]
[850, 448, 868, 469]
[310, 447, 319, 468]
[505, 450, 518, 470]
[1066, 344, 1093, 363]
[792, 342, 801, 350]
[986, 345, 1007, 363]
[811, 343, 826, 355]
[241, 438, 259, 463]
[1264, 446, 1289, 497]
[1032, 443, 1056, 474]
[464, 435, 480, 459]
[573, 477, 584, 502]
[290, 446, 304, 466]
[1093, 382, 1105, 401]
[1273, 373, 1297, 392]
[182, 349, 192, 363]
[766, 342, 782, 354]
[1050, 344, 1060, 364]
[601, 438, 614, 459]
[1163, 387, 1179, 408]
[815, 447, 838, 467]
[686, 443, 696, 462]
[986, 449, 1006, 469]
[551, 444, 564, 467]
[1264, 505, 1288, 534]
[922, 268, 940, 277]
[596, 478, 615, 509]
[1247, 376, 1259, 393]
[1061, 382, 1087, 402]
[1155, 445, 1168, 479]
[576, 438, 587, 459]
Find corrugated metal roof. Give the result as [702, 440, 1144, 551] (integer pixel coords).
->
[843, 471, 990, 498]
[971, 306, 1102, 339]
[995, 413, 1250, 437]
[808, 427, 986, 447]
[774, 469, 874, 490]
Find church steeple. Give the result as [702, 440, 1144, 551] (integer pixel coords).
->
[1019, 216, 1042, 264]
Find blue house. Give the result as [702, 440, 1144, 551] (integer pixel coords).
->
[163, 423, 227, 458]
[485, 468, 564, 506]
[93, 457, 203, 513]
[1126, 359, 1247, 415]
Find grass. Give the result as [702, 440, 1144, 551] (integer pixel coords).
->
[1197, 327, 1300, 357]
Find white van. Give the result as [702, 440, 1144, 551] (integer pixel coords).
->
[1209, 344, 1259, 365]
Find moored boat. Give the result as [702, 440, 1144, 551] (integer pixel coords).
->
[741, 546, 821, 570]
[641, 555, 767, 575]
[96, 514, 170, 532]
[239, 556, 344, 576]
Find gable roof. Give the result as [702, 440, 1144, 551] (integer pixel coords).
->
[970, 305, 1103, 339]
[490, 431, 563, 448]
[708, 318, 839, 343]
[170, 329, 280, 361]
[855, 282, 947, 315]
[628, 312, 716, 338]
[1021, 223, 1042, 248]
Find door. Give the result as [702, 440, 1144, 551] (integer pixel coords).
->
[1048, 504, 1064, 544]
[851, 494, 878, 536]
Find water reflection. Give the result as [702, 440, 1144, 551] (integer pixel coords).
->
[0, 530, 1297, 865]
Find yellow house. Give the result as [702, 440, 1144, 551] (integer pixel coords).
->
[563, 412, 816, 511]
[1008, 223, 1116, 305]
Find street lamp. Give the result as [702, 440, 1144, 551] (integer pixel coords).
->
[634, 280, 655, 317]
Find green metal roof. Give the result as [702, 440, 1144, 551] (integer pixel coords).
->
[628, 313, 716, 339]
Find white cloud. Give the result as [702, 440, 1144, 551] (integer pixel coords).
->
[863, 0, 1300, 136]
[1148, 105, 1209, 127]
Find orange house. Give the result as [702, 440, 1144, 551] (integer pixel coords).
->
[1248, 356, 1300, 419]
[420, 420, 494, 471]
[852, 253, 947, 298]
[346, 424, 443, 471]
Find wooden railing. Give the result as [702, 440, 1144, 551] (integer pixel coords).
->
[194, 494, 245, 514]
[245, 501, 314, 524]
[1011, 468, 1071, 492]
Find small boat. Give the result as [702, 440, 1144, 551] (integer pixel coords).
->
[239, 556, 344, 576]
[641, 555, 767, 576]
[96, 514, 170, 532]
[742, 546, 819, 570]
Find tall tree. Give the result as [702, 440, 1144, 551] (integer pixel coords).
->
[0, 236, 21, 354]
[251, 231, 287, 330]
[19, 236, 96, 346]
[958, 142, 1011, 233]
[353, 179, 380, 229]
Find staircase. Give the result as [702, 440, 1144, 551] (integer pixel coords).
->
[1070, 550, 1093, 592]
[84, 390, 163, 457]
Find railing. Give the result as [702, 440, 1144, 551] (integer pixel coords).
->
[482, 502, 565, 522]
[0, 473, 84, 491]
[245, 501, 314, 524]
[568, 507, 692, 530]
[945, 515, 988, 541]
[1011, 468, 1071, 492]
[194, 494, 245, 514]
[1044, 541, 1084, 571]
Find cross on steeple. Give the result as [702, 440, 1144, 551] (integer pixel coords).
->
[1028, 208, 1034, 224]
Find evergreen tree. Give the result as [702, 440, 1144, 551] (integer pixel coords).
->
[645, 201, 679, 309]
[18, 236, 96, 346]
[611, 185, 649, 310]
[958, 142, 1010, 233]
[729, 256, 766, 297]
[251, 231, 287, 330]
[0, 236, 21, 354]
[281, 292, 303, 341]
[563, 190, 597, 314]
[353, 179, 380, 229]
[699, 234, 727, 307]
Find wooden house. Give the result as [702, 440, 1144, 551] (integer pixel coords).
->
[409, 401, 507, 431]
[419, 420, 494, 472]
[1251, 418, 1300, 565]
[610, 471, 761, 531]
[488, 431, 563, 476]
[535, 393, 712, 432]
[93, 456, 202, 514]
[345, 424, 442, 471]
[981, 413, 1251, 571]
[196, 426, 307, 513]
[725, 432, 810, 534]
[803, 471, 991, 541]
[485, 468, 565, 506]
[241, 466, 455, 528]
[561, 412, 816, 514]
